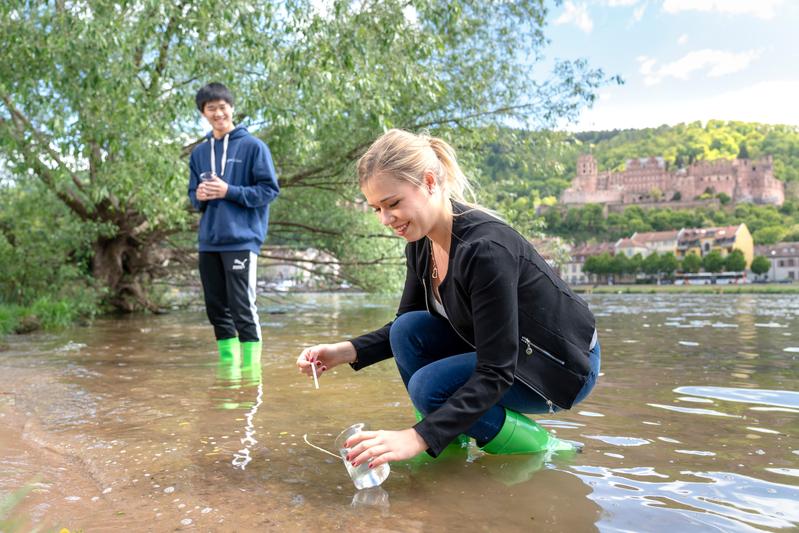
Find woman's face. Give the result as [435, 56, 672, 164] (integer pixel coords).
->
[361, 173, 439, 242]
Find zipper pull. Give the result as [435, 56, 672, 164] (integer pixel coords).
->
[547, 399, 554, 414]
[521, 336, 533, 356]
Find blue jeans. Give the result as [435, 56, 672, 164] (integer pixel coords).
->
[390, 311, 601, 445]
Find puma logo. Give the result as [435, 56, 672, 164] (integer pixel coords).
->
[232, 258, 248, 271]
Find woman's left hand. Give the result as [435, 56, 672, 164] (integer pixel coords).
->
[345, 428, 428, 468]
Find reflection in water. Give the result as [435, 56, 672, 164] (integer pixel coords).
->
[350, 486, 390, 510]
[213, 350, 264, 470]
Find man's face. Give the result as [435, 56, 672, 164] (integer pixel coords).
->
[202, 99, 234, 135]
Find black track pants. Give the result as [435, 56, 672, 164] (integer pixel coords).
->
[199, 251, 261, 342]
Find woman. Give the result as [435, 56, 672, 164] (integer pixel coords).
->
[296, 129, 600, 469]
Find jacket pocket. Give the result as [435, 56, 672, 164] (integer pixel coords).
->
[515, 335, 586, 409]
[520, 336, 566, 366]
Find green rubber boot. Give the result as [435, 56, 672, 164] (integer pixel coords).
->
[481, 409, 575, 455]
[414, 409, 471, 458]
[217, 337, 241, 360]
[240, 341, 262, 384]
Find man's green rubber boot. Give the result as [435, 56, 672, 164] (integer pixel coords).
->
[217, 337, 241, 360]
[481, 409, 575, 455]
[240, 341, 262, 384]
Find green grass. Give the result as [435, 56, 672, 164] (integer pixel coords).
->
[573, 283, 799, 294]
[0, 294, 98, 335]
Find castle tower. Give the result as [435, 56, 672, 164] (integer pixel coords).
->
[575, 154, 598, 192]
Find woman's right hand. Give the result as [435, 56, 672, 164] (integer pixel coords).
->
[296, 341, 357, 380]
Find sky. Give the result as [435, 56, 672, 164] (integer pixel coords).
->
[544, 0, 799, 131]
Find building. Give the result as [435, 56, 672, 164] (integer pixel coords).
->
[561, 154, 784, 208]
[615, 230, 681, 258]
[754, 242, 799, 282]
[563, 224, 753, 285]
[677, 224, 753, 267]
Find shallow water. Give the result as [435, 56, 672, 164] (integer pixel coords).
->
[1, 293, 797, 531]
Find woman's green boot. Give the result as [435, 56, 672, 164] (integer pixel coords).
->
[414, 409, 471, 457]
[481, 409, 575, 455]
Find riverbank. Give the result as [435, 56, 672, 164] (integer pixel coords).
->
[573, 282, 799, 294]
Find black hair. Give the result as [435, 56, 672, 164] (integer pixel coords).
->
[195, 82, 234, 112]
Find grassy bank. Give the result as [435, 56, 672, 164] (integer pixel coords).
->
[0, 296, 98, 335]
[573, 283, 799, 294]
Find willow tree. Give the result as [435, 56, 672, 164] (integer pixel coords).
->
[0, 0, 610, 311]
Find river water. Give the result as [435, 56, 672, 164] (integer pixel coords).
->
[0, 293, 797, 532]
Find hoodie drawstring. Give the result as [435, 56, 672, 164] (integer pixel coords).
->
[210, 133, 230, 178]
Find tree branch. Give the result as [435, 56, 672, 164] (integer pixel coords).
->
[0, 93, 87, 194]
[149, 15, 178, 95]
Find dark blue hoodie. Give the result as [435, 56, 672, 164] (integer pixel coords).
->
[188, 125, 280, 253]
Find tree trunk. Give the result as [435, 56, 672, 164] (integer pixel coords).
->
[92, 233, 170, 313]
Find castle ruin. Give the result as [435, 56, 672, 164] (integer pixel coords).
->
[561, 154, 784, 208]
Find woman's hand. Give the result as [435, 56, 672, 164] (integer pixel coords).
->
[296, 341, 356, 382]
[344, 428, 428, 468]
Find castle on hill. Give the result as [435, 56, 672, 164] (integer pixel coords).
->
[560, 154, 784, 208]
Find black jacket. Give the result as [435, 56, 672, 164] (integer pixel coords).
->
[350, 203, 596, 456]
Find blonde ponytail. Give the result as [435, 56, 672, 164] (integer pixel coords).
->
[426, 136, 475, 205]
[357, 129, 481, 210]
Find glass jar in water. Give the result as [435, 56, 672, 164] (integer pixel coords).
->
[334, 422, 390, 490]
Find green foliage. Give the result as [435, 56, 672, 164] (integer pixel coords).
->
[583, 252, 612, 279]
[752, 225, 786, 244]
[702, 250, 725, 273]
[750, 255, 771, 276]
[724, 249, 747, 272]
[0, 181, 101, 307]
[682, 253, 702, 273]
[659, 252, 679, 276]
[0, 482, 36, 533]
[0, 0, 610, 308]
[573, 121, 799, 183]
[0, 305, 22, 335]
[642, 252, 661, 275]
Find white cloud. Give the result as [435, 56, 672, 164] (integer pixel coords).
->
[639, 49, 761, 85]
[631, 4, 647, 21]
[677, 34, 688, 45]
[662, 0, 784, 20]
[606, 0, 639, 5]
[554, 1, 594, 33]
[568, 80, 799, 130]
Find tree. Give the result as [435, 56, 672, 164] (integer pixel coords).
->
[642, 252, 660, 277]
[583, 252, 613, 284]
[0, 1, 611, 310]
[659, 252, 679, 278]
[724, 249, 746, 272]
[752, 226, 786, 245]
[610, 253, 630, 279]
[750, 255, 771, 277]
[737, 142, 750, 159]
[629, 253, 644, 275]
[682, 253, 702, 273]
[702, 250, 725, 273]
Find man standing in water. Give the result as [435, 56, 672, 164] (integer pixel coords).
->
[188, 82, 280, 361]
